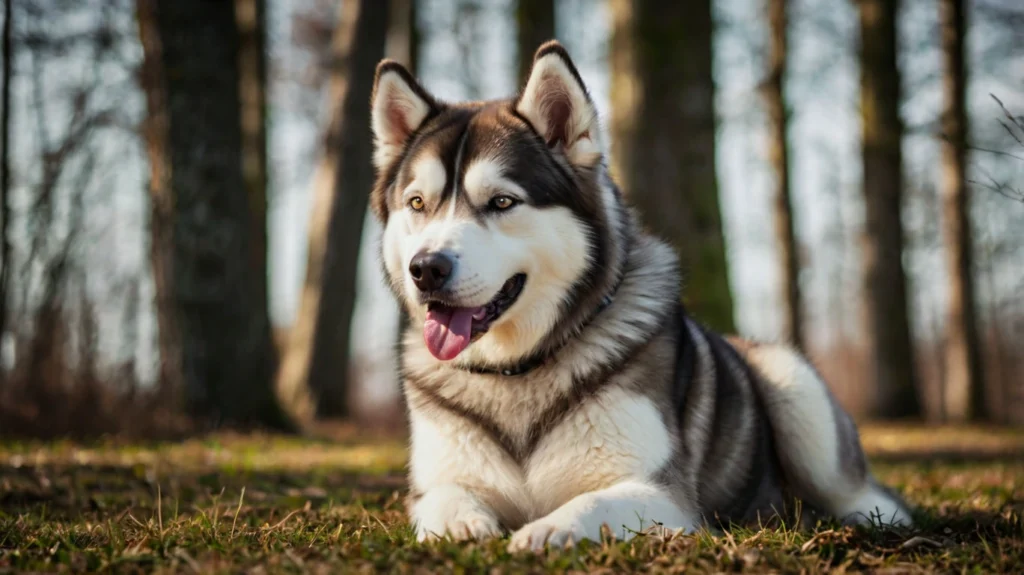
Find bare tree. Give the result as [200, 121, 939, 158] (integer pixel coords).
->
[236, 0, 270, 321]
[454, 0, 485, 100]
[610, 0, 736, 332]
[387, 0, 418, 71]
[857, 0, 920, 418]
[969, 95, 1024, 203]
[764, 0, 803, 348]
[0, 0, 11, 375]
[939, 0, 984, 422]
[137, 0, 289, 429]
[517, 0, 555, 86]
[0, 1, 155, 436]
[276, 0, 389, 420]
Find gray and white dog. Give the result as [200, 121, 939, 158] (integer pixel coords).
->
[369, 41, 911, 551]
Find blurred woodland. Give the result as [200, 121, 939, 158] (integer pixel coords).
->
[0, 0, 1022, 438]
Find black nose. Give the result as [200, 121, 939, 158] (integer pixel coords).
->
[409, 251, 454, 292]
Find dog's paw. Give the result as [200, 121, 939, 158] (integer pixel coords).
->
[416, 512, 502, 542]
[412, 485, 503, 542]
[839, 486, 915, 528]
[507, 518, 589, 552]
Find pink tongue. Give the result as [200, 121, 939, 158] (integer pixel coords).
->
[423, 306, 481, 360]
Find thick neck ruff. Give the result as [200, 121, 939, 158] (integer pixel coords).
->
[458, 291, 618, 377]
[439, 233, 679, 380]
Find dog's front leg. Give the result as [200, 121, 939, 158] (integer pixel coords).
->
[507, 480, 698, 551]
[411, 484, 504, 542]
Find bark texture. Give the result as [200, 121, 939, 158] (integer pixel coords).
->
[857, 0, 920, 418]
[137, 0, 288, 429]
[236, 0, 270, 319]
[939, 0, 984, 422]
[276, 0, 389, 419]
[610, 0, 736, 333]
[387, 0, 418, 72]
[0, 0, 11, 365]
[517, 0, 556, 86]
[765, 0, 803, 348]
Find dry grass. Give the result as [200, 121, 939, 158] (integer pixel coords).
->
[1, 425, 1022, 573]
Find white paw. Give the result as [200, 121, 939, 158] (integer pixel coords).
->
[412, 485, 503, 542]
[416, 512, 502, 542]
[840, 487, 914, 528]
[507, 518, 590, 552]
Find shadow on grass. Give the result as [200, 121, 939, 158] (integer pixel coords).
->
[870, 447, 1024, 463]
[0, 461, 406, 521]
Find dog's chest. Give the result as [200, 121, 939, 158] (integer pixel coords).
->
[519, 386, 673, 514]
[409, 379, 675, 525]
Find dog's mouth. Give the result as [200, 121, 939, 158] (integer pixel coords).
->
[422, 274, 526, 361]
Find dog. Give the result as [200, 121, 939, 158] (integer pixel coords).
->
[368, 41, 912, 551]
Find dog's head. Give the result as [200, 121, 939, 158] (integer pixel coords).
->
[371, 42, 624, 367]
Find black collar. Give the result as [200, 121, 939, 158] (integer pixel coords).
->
[458, 290, 617, 378]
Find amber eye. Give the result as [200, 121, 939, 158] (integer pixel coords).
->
[408, 196, 425, 211]
[490, 195, 517, 211]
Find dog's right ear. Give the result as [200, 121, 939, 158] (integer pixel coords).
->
[371, 61, 437, 170]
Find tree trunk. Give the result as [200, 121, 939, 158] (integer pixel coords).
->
[0, 0, 11, 377]
[276, 0, 388, 420]
[387, 0, 418, 71]
[764, 0, 803, 349]
[136, 0, 289, 430]
[939, 0, 983, 422]
[610, 0, 736, 333]
[857, 0, 920, 419]
[517, 0, 556, 86]
[236, 0, 270, 320]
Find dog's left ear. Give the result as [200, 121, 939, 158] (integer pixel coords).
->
[516, 41, 602, 167]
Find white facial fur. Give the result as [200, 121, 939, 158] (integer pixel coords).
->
[374, 48, 606, 365]
[382, 154, 591, 364]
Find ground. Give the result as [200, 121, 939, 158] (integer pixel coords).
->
[1, 425, 1022, 574]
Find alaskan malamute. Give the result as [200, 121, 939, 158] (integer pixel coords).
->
[369, 41, 912, 550]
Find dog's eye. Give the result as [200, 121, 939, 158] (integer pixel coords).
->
[490, 196, 517, 211]
[408, 196, 425, 211]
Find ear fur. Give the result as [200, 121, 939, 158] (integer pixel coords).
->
[516, 41, 602, 166]
[371, 60, 437, 169]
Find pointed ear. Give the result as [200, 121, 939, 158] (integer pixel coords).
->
[371, 60, 438, 169]
[516, 41, 602, 167]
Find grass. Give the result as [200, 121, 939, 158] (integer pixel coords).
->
[1, 426, 1022, 573]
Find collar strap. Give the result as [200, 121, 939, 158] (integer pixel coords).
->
[458, 292, 616, 378]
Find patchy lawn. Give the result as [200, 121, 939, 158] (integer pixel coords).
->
[1, 426, 1022, 573]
